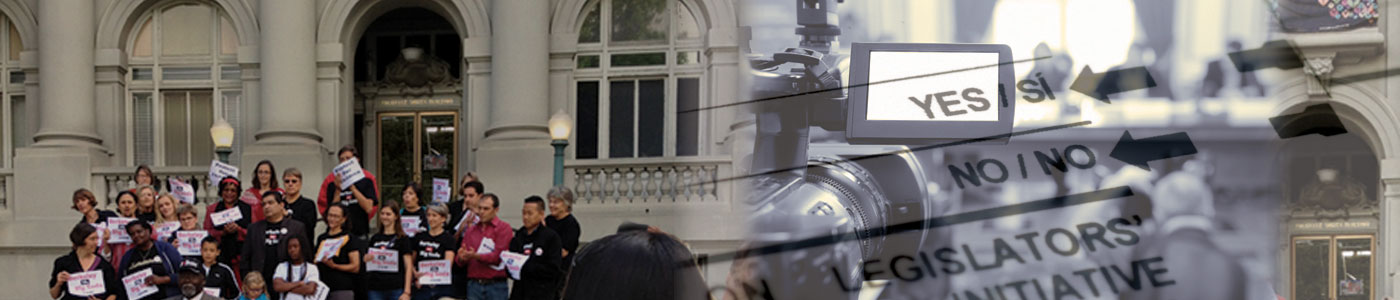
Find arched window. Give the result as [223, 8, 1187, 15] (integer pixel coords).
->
[0, 14, 23, 168]
[126, 2, 241, 166]
[573, 0, 705, 159]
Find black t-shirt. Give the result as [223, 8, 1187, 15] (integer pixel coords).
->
[327, 179, 379, 237]
[50, 251, 121, 300]
[401, 207, 428, 236]
[76, 209, 119, 226]
[412, 230, 457, 287]
[286, 197, 319, 240]
[261, 220, 288, 276]
[137, 210, 157, 223]
[544, 214, 581, 268]
[366, 233, 410, 291]
[315, 231, 364, 292]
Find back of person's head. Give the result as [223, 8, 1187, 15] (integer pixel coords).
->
[1151, 171, 1214, 220]
[563, 230, 708, 300]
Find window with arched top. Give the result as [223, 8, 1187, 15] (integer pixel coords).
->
[126, 2, 242, 166]
[573, 0, 705, 159]
[0, 14, 23, 168]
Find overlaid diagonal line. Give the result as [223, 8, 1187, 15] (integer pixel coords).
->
[695, 186, 1136, 265]
[677, 56, 1052, 114]
[695, 120, 1093, 187]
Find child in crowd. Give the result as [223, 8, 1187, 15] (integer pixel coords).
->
[199, 237, 242, 300]
[239, 271, 269, 300]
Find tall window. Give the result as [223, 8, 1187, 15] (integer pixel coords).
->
[127, 3, 241, 166]
[0, 15, 23, 168]
[574, 0, 704, 159]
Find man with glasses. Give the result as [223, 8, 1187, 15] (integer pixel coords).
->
[282, 168, 318, 242]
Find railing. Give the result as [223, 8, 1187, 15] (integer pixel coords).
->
[92, 166, 219, 207]
[565, 156, 732, 204]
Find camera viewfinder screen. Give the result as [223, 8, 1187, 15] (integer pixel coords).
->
[865, 51, 1000, 122]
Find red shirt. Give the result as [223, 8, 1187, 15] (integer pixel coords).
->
[457, 217, 512, 279]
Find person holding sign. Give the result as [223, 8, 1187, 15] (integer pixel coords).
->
[110, 191, 142, 269]
[205, 178, 252, 268]
[50, 223, 120, 300]
[446, 180, 483, 297]
[456, 194, 512, 300]
[272, 238, 325, 300]
[281, 169, 319, 243]
[187, 237, 240, 300]
[506, 197, 563, 300]
[365, 202, 414, 300]
[399, 183, 428, 237]
[119, 220, 185, 300]
[318, 146, 380, 238]
[241, 191, 312, 300]
[170, 262, 222, 300]
[167, 204, 205, 263]
[315, 205, 364, 300]
[410, 205, 457, 300]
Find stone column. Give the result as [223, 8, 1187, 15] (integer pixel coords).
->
[241, 0, 325, 189]
[255, 0, 320, 144]
[1382, 158, 1400, 299]
[33, 0, 100, 147]
[477, 0, 552, 222]
[8, 0, 109, 245]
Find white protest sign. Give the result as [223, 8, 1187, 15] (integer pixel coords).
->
[315, 236, 348, 262]
[154, 222, 180, 241]
[417, 260, 452, 285]
[366, 248, 398, 272]
[499, 251, 529, 280]
[432, 178, 451, 205]
[68, 270, 106, 297]
[169, 178, 196, 204]
[401, 216, 422, 237]
[203, 287, 220, 298]
[332, 158, 366, 190]
[176, 230, 209, 256]
[121, 269, 158, 300]
[208, 160, 239, 187]
[475, 238, 495, 256]
[107, 218, 135, 244]
[210, 208, 243, 227]
[864, 51, 1000, 122]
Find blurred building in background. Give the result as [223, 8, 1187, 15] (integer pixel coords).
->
[738, 0, 1395, 299]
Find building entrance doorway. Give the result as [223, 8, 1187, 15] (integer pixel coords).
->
[1292, 235, 1374, 300]
[377, 111, 457, 202]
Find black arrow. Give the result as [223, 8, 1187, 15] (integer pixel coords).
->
[1109, 131, 1198, 171]
[1227, 40, 1304, 72]
[1270, 103, 1347, 139]
[1070, 66, 1156, 104]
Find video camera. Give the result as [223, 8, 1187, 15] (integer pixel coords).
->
[739, 0, 1020, 299]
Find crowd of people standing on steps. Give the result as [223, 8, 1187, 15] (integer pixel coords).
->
[51, 145, 712, 300]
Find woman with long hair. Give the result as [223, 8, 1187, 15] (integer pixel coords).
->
[365, 202, 414, 300]
[316, 204, 364, 300]
[244, 160, 283, 223]
[133, 165, 160, 192]
[48, 223, 119, 300]
[135, 185, 158, 222]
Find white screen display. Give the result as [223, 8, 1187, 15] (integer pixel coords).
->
[865, 51, 1000, 121]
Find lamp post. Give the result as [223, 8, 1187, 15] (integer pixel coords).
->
[210, 118, 234, 163]
[548, 110, 573, 186]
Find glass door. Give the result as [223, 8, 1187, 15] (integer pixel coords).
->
[377, 111, 458, 205]
[1292, 235, 1375, 300]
